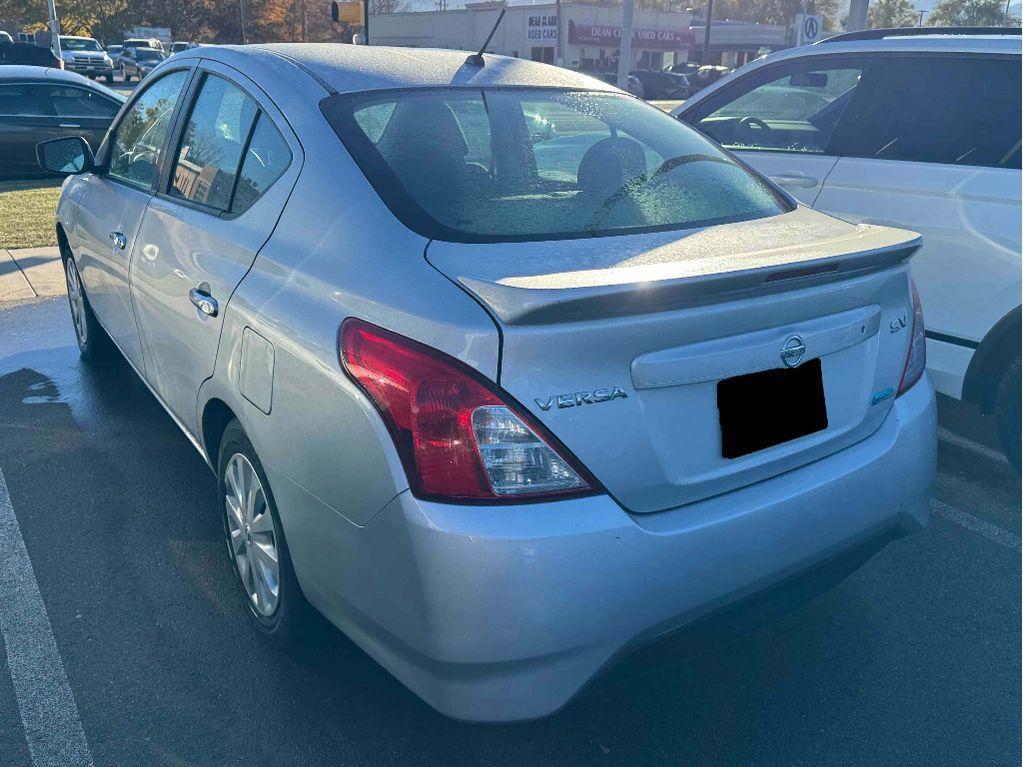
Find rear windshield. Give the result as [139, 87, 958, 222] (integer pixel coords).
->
[322, 88, 790, 243]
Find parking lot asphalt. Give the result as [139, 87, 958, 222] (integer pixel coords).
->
[0, 296, 1019, 767]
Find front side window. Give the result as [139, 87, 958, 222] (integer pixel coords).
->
[170, 74, 258, 210]
[41, 85, 119, 117]
[685, 57, 869, 154]
[108, 70, 189, 188]
[325, 88, 789, 243]
[843, 56, 1021, 169]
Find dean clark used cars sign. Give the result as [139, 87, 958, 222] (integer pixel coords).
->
[527, 14, 559, 42]
[567, 20, 694, 49]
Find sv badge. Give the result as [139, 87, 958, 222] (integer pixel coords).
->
[535, 386, 628, 411]
[889, 315, 908, 334]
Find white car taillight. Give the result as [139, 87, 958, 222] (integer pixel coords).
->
[897, 280, 926, 396]
[340, 319, 596, 503]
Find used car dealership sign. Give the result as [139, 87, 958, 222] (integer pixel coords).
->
[567, 20, 695, 49]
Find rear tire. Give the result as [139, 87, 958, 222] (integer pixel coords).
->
[218, 420, 311, 645]
[64, 257, 112, 363]
[994, 357, 1021, 474]
[104, 72, 113, 84]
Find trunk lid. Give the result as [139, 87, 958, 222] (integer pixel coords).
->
[426, 207, 921, 513]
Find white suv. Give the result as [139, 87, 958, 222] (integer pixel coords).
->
[674, 29, 1021, 468]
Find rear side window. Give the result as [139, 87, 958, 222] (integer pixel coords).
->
[170, 74, 258, 210]
[685, 57, 869, 154]
[845, 56, 1021, 169]
[232, 114, 292, 214]
[0, 83, 40, 115]
[323, 88, 790, 243]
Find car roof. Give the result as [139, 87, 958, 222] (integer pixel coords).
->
[176, 43, 620, 95]
[0, 65, 125, 97]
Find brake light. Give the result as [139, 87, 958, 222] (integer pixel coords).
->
[339, 319, 595, 503]
[897, 280, 926, 396]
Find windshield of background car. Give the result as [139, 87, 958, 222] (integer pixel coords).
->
[137, 50, 164, 61]
[61, 38, 101, 51]
[322, 88, 791, 243]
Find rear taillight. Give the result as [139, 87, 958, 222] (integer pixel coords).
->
[339, 319, 595, 503]
[897, 280, 926, 396]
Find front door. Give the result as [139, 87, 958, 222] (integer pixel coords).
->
[74, 69, 191, 369]
[130, 64, 299, 433]
[680, 54, 876, 205]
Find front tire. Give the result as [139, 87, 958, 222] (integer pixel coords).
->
[64, 257, 112, 362]
[219, 420, 310, 644]
[994, 358, 1021, 474]
[104, 72, 113, 84]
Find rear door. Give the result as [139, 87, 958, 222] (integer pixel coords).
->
[129, 61, 300, 434]
[680, 54, 877, 204]
[36, 83, 121, 154]
[0, 80, 50, 176]
[73, 67, 192, 369]
[815, 53, 1022, 398]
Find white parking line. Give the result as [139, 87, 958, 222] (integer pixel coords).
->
[0, 468, 95, 767]
[932, 498, 1021, 551]
[937, 426, 1009, 466]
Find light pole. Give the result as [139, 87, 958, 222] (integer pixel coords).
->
[701, 0, 713, 64]
[616, 0, 635, 90]
[240, 0, 248, 43]
[47, 0, 61, 60]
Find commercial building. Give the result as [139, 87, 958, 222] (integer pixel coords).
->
[371, 1, 695, 71]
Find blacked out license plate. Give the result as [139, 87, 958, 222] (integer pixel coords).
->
[717, 358, 828, 459]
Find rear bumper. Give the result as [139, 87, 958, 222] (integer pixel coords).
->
[293, 377, 936, 722]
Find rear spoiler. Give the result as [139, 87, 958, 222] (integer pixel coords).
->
[458, 229, 921, 326]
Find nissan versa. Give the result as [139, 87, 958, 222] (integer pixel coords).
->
[37, 45, 937, 722]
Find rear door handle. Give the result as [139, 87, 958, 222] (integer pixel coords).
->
[189, 286, 219, 318]
[109, 231, 127, 250]
[770, 173, 819, 189]
[58, 123, 80, 129]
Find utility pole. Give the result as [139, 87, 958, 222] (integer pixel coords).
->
[364, 0, 371, 43]
[240, 0, 248, 43]
[555, 0, 563, 66]
[702, 0, 713, 64]
[616, 0, 635, 90]
[1005, 0, 1012, 24]
[917, 9, 926, 25]
[301, 0, 308, 41]
[46, 0, 61, 60]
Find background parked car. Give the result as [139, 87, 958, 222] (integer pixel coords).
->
[122, 37, 165, 53]
[106, 44, 123, 68]
[0, 31, 12, 44]
[629, 69, 690, 99]
[585, 70, 645, 98]
[674, 28, 1022, 468]
[58, 36, 115, 83]
[170, 41, 198, 54]
[0, 42, 62, 69]
[0, 65, 123, 178]
[120, 46, 165, 82]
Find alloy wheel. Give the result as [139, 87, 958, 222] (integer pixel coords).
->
[224, 453, 280, 617]
[65, 259, 88, 347]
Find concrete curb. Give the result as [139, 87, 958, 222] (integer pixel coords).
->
[0, 247, 64, 306]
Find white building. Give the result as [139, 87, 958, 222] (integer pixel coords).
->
[371, 1, 695, 72]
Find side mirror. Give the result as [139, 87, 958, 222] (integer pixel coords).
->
[36, 136, 94, 175]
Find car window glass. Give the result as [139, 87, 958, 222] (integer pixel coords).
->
[335, 88, 788, 242]
[844, 56, 1021, 169]
[170, 74, 258, 210]
[108, 70, 188, 189]
[0, 83, 41, 115]
[40, 85, 119, 117]
[689, 59, 866, 154]
[232, 113, 292, 214]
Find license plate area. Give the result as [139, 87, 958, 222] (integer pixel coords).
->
[717, 359, 828, 459]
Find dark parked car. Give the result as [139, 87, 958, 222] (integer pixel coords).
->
[120, 46, 165, 82]
[629, 69, 690, 99]
[0, 66, 123, 178]
[587, 70, 645, 98]
[0, 42, 62, 69]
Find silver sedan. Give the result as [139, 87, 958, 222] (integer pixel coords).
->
[38, 44, 936, 722]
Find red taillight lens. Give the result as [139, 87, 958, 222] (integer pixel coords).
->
[339, 319, 595, 502]
[897, 280, 926, 396]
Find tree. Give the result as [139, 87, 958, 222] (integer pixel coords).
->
[928, 0, 1015, 25]
[710, 0, 840, 31]
[868, 0, 919, 27]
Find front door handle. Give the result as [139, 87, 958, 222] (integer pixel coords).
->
[58, 123, 81, 129]
[109, 231, 127, 250]
[189, 286, 219, 318]
[770, 173, 819, 189]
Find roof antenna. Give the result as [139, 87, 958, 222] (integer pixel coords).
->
[464, 8, 506, 67]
